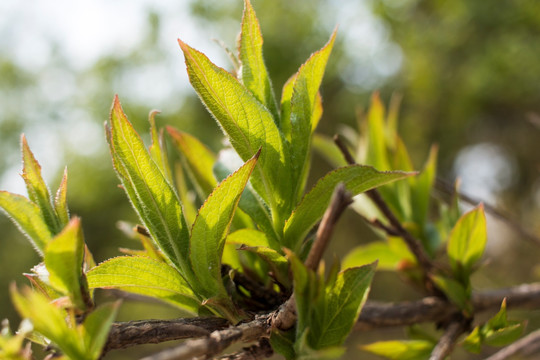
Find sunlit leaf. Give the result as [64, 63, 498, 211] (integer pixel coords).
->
[44, 217, 87, 309]
[20, 135, 60, 234]
[86, 256, 199, 313]
[361, 340, 434, 360]
[168, 127, 217, 198]
[284, 165, 413, 250]
[178, 39, 292, 224]
[54, 167, 70, 227]
[431, 275, 471, 313]
[107, 96, 191, 278]
[148, 110, 173, 183]
[239, 245, 290, 288]
[288, 31, 337, 201]
[447, 204, 487, 280]
[0, 191, 52, 255]
[82, 301, 120, 360]
[343, 238, 415, 271]
[189, 151, 259, 301]
[239, 0, 279, 120]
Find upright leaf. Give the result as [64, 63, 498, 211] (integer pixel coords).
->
[365, 92, 391, 171]
[20, 135, 60, 234]
[148, 110, 173, 183]
[82, 302, 120, 360]
[54, 167, 70, 227]
[167, 127, 217, 198]
[86, 256, 199, 313]
[44, 217, 87, 309]
[239, 0, 279, 120]
[289, 30, 336, 199]
[0, 191, 52, 255]
[284, 165, 412, 250]
[189, 151, 259, 299]
[447, 204, 487, 279]
[178, 40, 292, 226]
[107, 96, 191, 277]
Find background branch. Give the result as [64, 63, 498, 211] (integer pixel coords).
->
[483, 328, 540, 360]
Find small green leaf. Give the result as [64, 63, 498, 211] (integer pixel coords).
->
[54, 167, 70, 227]
[0, 191, 52, 255]
[463, 326, 483, 353]
[82, 301, 120, 359]
[44, 217, 87, 309]
[178, 39, 292, 224]
[20, 135, 60, 234]
[270, 329, 296, 360]
[239, 245, 290, 288]
[431, 275, 471, 313]
[11, 285, 84, 360]
[361, 340, 434, 360]
[365, 92, 391, 171]
[148, 110, 173, 183]
[239, 0, 279, 120]
[87, 256, 199, 313]
[343, 239, 415, 271]
[447, 204, 487, 279]
[484, 323, 523, 347]
[107, 96, 191, 277]
[227, 228, 280, 252]
[189, 151, 259, 300]
[168, 127, 217, 198]
[288, 30, 337, 202]
[214, 149, 277, 240]
[410, 145, 438, 229]
[284, 165, 413, 250]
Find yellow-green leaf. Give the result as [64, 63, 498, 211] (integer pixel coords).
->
[44, 217, 87, 309]
[82, 302, 120, 359]
[107, 96, 191, 278]
[239, 0, 279, 120]
[361, 340, 434, 360]
[87, 256, 199, 313]
[0, 191, 52, 255]
[148, 110, 173, 184]
[284, 165, 413, 250]
[54, 167, 70, 227]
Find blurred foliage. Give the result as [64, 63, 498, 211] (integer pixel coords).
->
[1, 0, 540, 359]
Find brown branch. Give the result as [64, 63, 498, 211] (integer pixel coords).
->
[483, 328, 540, 360]
[104, 317, 229, 353]
[216, 338, 273, 360]
[429, 320, 468, 360]
[333, 135, 436, 276]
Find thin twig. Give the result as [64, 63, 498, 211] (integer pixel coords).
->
[429, 320, 468, 360]
[216, 338, 273, 360]
[435, 178, 540, 246]
[333, 135, 436, 276]
[483, 328, 540, 360]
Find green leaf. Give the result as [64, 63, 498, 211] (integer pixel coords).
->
[148, 110, 173, 184]
[20, 135, 60, 234]
[54, 167, 70, 227]
[365, 92, 391, 171]
[0, 191, 52, 255]
[214, 149, 277, 240]
[284, 165, 413, 250]
[361, 340, 434, 360]
[288, 30, 337, 201]
[463, 326, 483, 353]
[86, 256, 199, 313]
[410, 145, 438, 229]
[431, 275, 471, 313]
[239, 245, 290, 288]
[11, 285, 85, 360]
[343, 238, 415, 271]
[44, 217, 87, 309]
[312, 133, 348, 168]
[270, 329, 296, 360]
[239, 0, 279, 121]
[174, 162, 198, 224]
[484, 323, 523, 347]
[107, 96, 191, 277]
[178, 39, 291, 225]
[189, 151, 259, 300]
[168, 127, 217, 198]
[82, 301, 120, 360]
[226, 228, 280, 252]
[447, 204, 487, 279]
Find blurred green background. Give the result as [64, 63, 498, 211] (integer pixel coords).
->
[1, 0, 540, 359]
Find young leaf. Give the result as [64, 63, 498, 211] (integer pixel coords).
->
[431, 275, 471, 313]
[20, 135, 60, 234]
[447, 204, 487, 279]
[86, 256, 199, 313]
[361, 340, 434, 360]
[189, 150, 260, 300]
[82, 301, 120, 360]
[44, 217, 87, 310]
[239, 246, 290, 288]
[343, 238, 415, 271]
[365, 92, 391, 171]
[239, 0, 279, 120]
[54, 167, 70, 227]
[288, 30, 337, 201]
[107, 96, 191, 277]
[410, 145, 438, 229]
[227, 228, 281, 253]
[178, 39, 292, 225]
[0, 191, 52, 255]
[283, 165, 413, 250]
[167, 127, 217, 198]
[148, 110, 173, 183]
